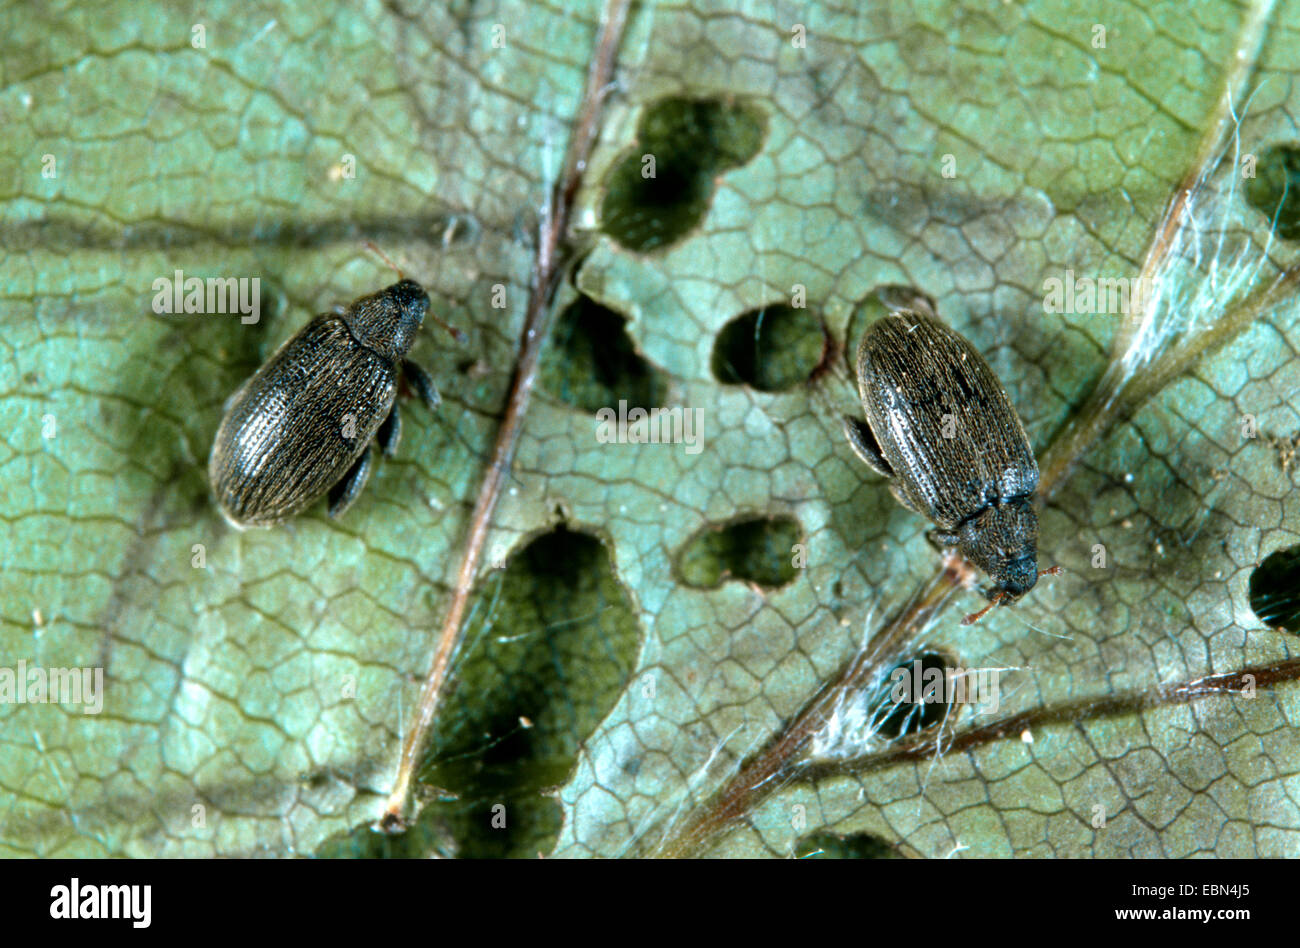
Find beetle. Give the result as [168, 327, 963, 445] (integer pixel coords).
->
[209, 278, 459, 528]
[842, 290, 1060, 623]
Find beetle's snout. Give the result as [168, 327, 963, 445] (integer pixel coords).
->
[997, 554, 1039, 598]
[388, 279, 430, 315]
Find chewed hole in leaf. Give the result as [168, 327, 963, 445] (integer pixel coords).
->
[712, 305, 825, 392]
[415, 525, 640, 857]
[812, 651, 956, 758]
[1244, 144, 1300, 240]
[794, 830, 901, 859]
[600, 96, 767, 252]
[870, 652, 955, 739]
[1248, 543, 1300, 633]
[676, 514, 802, 589]
[539, 294, 668, 413]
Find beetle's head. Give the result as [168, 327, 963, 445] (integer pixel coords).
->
[343, 279, 430, 363]
[956, 497, 1040, 601]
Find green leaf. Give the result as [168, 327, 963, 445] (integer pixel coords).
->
[2, 0, 1299, 859]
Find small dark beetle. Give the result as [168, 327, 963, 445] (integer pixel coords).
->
[843, 293, 1059, 623]
[210, 279, 456, 528]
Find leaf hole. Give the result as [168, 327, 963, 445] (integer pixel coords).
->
[540, 295, 669, 412]
[711, 304, 826, 392]
[1249, 543, 1300, 633]
[412, 525, 641, 857]
[600, 96, 767, 252]
[866, 651, 956, 740]
[1245, 144, 1300, 240]
[675, 514, 802, 589]
[794, 830, 901, 859]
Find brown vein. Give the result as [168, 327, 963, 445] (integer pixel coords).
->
[379, 0, 633, 832]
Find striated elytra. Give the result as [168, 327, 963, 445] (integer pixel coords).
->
[843, 292, 1059, 623]
[209, 279, 445, 529]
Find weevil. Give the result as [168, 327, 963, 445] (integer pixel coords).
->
[209, 278, 460, 528]
[842, 291, 1060, 623]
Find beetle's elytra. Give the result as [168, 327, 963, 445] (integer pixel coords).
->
[209, 279, 445, 529]
[842, 294, 1059, 622]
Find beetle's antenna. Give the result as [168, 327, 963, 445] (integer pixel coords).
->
[364, 240, 406, 279]
[961, 591, 1004, 626]
[426, 310, 467, 344]
[364, 241, 467, 343]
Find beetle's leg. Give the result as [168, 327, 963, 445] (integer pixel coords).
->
[402, 359, 441, 412]
[377, 406, 402, 458]
[842, 416, 894, 478]
[925, 528, 960, 551]
[961, 591, 1005, 626]
[328, 447, 373, 519]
